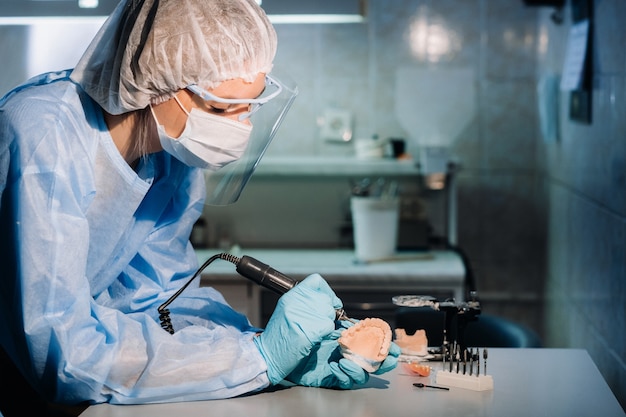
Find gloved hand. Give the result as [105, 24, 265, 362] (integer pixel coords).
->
[373, 341, 401, 375]
[285, 322, 402, 389]
[285, 335, 368, 389]
[253, 273, 342, 384]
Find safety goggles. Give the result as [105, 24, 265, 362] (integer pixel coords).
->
[187, 75, 283, 121]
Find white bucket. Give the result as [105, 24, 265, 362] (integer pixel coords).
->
[350, 196, 400, 262]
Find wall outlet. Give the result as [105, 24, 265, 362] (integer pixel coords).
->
[318, 108, 353, 142]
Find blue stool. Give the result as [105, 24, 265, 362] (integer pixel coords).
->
[463, 314, 542, 348]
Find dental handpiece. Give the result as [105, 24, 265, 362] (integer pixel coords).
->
[158, 253, 353, 335]
[235, 255, 352, 322]
[235, 255, 297, 294]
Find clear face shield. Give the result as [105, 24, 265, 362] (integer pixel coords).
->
[188, 72, 298, 205]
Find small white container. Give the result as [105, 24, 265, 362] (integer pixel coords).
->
[354, 138, 385, 159]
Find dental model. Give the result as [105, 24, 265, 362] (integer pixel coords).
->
[393, 328, 428, 356]
[338, 318, 392, 372]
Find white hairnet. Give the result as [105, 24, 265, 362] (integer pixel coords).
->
[71, 0, 277, 115]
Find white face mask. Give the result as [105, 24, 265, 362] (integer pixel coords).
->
[151, 97, 252, 170]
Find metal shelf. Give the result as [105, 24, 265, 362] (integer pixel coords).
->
[253, 156, 420, 177]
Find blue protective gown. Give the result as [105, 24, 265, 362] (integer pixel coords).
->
[0, 70, 270, 404]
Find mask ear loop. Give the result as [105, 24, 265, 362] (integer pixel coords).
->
[149, 95, 190, 128]
[173, 95, 191, 116]
[148, 103, 160, 125]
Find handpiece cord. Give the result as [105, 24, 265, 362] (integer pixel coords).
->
[158, 253, 241, 334]
[158, 252, 349, 334]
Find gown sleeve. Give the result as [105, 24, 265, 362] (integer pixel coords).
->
[0, 82, 270, 405]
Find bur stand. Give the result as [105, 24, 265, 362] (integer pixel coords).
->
[436, 369, 494, 391]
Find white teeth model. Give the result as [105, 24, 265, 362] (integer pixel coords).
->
[338, 318, 392, 372]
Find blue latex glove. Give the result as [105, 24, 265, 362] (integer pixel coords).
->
[285, 322, 402, 388]
[285, 336, 368, 389]
[373, 341, 401, 375]
[254, 274, 342, 385]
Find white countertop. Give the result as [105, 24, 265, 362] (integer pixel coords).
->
[79, 348, 625, 417]
[195, 248, 465, 289]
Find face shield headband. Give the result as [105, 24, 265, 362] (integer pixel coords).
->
[197, 72, 298, 205]
[187, 75, 283, 121]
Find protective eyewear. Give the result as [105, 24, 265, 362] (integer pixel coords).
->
[200, 70, 298, 206]
[187, 75, 283, 121]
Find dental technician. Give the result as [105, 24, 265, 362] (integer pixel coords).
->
[0, 0, 399, 412]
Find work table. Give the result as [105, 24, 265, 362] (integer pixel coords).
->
[78, 348, 625, 417]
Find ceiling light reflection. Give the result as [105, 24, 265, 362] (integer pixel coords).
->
[408, 10, 461, 63]
[78, 0, 99, 8]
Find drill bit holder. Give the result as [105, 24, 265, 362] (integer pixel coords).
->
[435, 370, 494, 391]
[436, 346, 493, 391]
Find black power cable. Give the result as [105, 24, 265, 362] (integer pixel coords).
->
[158, 253, 240, 334]
[157, 253, 348, 334]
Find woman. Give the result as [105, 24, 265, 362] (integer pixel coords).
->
[0, 0, 398, 410]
